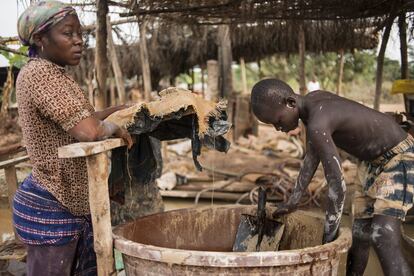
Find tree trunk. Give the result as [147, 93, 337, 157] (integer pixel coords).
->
[139, 20, 152, 101]
[94, 0, 109, 110]
[373, 16, 394, 110]
[206, 60, 219, 101]
[217, 25, 233, 98]
[107, 16, 126, 104]
[336, 49, 345, 95]
[240, 57, 248, 94]
[399, 13, 408, 79]
[298, 24, 306, 95]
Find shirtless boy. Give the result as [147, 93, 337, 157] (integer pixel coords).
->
[251, 79, 413, 276]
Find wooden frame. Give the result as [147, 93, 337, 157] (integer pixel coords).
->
[58, 138, 126, 276]
[0, 155, 29, 209]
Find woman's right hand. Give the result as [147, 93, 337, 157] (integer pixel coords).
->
[114, 126, 133, 149]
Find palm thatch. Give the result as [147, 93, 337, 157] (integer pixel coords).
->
[71, 18, 377, 86]
[120, 0, 412, 24]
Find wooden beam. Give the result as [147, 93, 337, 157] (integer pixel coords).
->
[336, 49, 345, 95]
[94, 0, 109, 110]
[217, 25, 233, 98]
[58, 139, 125, 159]
[298, 23, 306, 95]
[139, 20, 152, 101]
[0, 156, 30, 170]
[86, 152, 115, 276]
[107, 16, 126, 104]
[0, 142, 24, 157]
[373, 15, 394, 110]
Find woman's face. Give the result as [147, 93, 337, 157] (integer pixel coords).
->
[36, 14, 83, 66]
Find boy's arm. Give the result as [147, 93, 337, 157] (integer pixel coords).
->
[273, 135, 320, 216]
[307, 127, 346, 244]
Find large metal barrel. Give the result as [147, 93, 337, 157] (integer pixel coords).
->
[113, 205, 351, 275]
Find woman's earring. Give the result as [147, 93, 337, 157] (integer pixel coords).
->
[41, 45, 44, 52]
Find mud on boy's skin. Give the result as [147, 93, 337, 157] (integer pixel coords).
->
[250, 79, 412, 276]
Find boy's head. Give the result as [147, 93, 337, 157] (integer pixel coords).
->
[251, 79, 300, 132]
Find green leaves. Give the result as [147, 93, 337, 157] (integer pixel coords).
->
[0, 45, 28, 69]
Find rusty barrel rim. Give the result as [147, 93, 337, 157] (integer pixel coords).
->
[112, 205, 352, 267]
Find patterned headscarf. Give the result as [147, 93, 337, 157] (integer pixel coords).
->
[17, 1, 77, 57]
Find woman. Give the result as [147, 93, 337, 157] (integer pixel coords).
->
[13, 1, 132, 275]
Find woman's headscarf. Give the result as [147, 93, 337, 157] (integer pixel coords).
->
[17, 1, 77, 57]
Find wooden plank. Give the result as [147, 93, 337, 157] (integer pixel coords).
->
[86, 152, 115, 276]
[4, 166, 18, 209]
[160, 190, 244, 201]
[58, 138, 125, 158]
[0, 156, 29, 170]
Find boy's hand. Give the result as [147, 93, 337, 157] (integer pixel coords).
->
[114, 127, 133, 149]
[272, 202, 297, 217]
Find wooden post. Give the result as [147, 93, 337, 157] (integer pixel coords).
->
[206, 60, 219, 101]
[201, 66, 205, 97]
[109, 79, 116, 106]
[399, 13, 408, 79]
[240, 57, 248, 94]
[4, 166, 18, 209]
[257, 59, 264, 79]
[107, 16, 126, 105]
[217, 25, 233, 98]
[190, 68, 195, 92]
[86, 152, 114, 276]
[298, 24, 306, 95]
[58, 139, 126, 276]
[94, 0, 109, 110]
[336, 49, 345, 95]
[373, 15, 394, 110]
[139, 20, 152, 101]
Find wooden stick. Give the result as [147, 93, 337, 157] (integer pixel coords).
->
[4, 165, 18, 209]
[0, 156, 30, 169]
[0, 45, 27, 57]
[94, 0, 109, 110]
[107, 16, 126, 104]
[139, 20, 152, 101]
[373, 14, 394, 110]
[336, 49, 344, 95]
[86, 152, 115, 276]
[298, 23, 306, 95]
[240, 57, 248, 95]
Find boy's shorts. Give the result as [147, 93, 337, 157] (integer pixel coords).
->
[353, 135, 414, 221]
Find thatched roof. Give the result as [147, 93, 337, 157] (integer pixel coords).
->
[70, 0, 411, 86]
[71, 19, 377, 87]
[120, 0, 413, 24]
